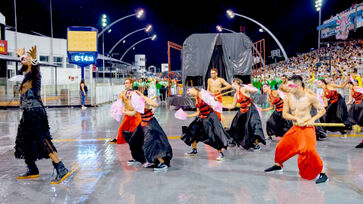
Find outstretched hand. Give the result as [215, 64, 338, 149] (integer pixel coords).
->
[27, 46, 37, 59]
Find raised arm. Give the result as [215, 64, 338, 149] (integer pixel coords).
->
[244, 84, 259, 93]
[137, 91, 158, 108]
[330, 80, 349, 89]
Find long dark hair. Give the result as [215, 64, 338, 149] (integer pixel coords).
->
[80, 79, 85, 86]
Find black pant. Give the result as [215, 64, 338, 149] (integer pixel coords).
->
[160, 88, 167, 101]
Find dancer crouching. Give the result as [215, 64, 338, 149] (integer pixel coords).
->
[265, 75, 328, 184]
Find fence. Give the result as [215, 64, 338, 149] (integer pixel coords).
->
[0, 78, 125, 107]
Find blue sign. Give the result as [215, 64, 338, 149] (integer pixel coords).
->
[67, 26, 98, 66]
[69, 52, 98, 65]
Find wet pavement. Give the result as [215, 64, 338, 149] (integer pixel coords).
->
[0, 103, 362, 204]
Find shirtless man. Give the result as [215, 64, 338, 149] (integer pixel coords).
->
[264, 75, 328, 184]
[207, 68, 232, 127]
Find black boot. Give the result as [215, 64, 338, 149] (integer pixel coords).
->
[51, 161, 70, 184]
[17, 160, 39, 179]
[356, 143, 363, 148]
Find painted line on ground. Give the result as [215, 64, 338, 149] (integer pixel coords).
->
[51, 134, 362, 142]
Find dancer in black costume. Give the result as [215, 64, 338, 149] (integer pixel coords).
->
[346, 82, 363, 148]
[261, 84, 292, 140]
[15, 46, 70, 184]
[318, 79, 351, 136]
[129, 91, 172, 171]
[182, 87, 232, 161]
[223, 78, 266, 151]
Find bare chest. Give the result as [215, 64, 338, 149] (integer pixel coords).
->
[210, 79, 222, 88]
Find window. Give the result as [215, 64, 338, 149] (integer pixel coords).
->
[53, 57, 63, 67]
[39, 56, 49, 63]
[66, 58, 75, 68]
[7, 52, 15, 65]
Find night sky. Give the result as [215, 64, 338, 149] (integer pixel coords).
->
[0, 0, 358, 70]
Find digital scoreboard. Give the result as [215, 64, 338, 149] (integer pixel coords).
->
[67, 26, 98, 66]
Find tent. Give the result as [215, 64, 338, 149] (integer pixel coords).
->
[182, 33, 253, 93]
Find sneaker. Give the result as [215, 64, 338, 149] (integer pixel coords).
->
[216, 152, 224, 161]
[315, 173, 328, 184]
[17, 170, 39, 179]
[143, 162, 157, 168]
[252, 144, 261, 152]
[355, 143, 363, 148]
[50, 161, 70, 184]
[127, 160, 142, 166]
[109, 138, 117, 143]
[264, 165, 283, 173]
[153, 163, 168, 172]
[184, 149, 198, 156]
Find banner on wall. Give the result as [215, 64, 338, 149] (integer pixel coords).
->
[335, 10, 351, 40]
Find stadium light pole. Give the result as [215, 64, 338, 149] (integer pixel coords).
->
[216, 25, 266, 68]
[216, 25, 235, 33]
[227, 10, 289, 62]
[120, 35, 157, 61]
[97, 9, 144, 38]
[315, 0, 322, 49]
[108, 25, 152, 56]
[101, 14, 108, 79]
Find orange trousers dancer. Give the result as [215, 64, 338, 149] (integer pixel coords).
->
[274, 125, 323, 180]
[214, 92, 222, 120]
[117, 114, 141, 144]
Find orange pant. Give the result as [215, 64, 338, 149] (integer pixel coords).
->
[117, 114, 141, 144]
[275, 125, 323, 180]
[215, 93, 222, 120]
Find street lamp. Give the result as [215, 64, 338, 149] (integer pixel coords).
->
[216, 25, 235, 33]
[97, 9, 145, 37]
[259, 28, 264, 33]
[101, 14, 108, 78]
[120, 34, 157, 61]
[108, 25, 153, 57]
[226, 9, 289, 62]
[315, 0, 323, 49]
